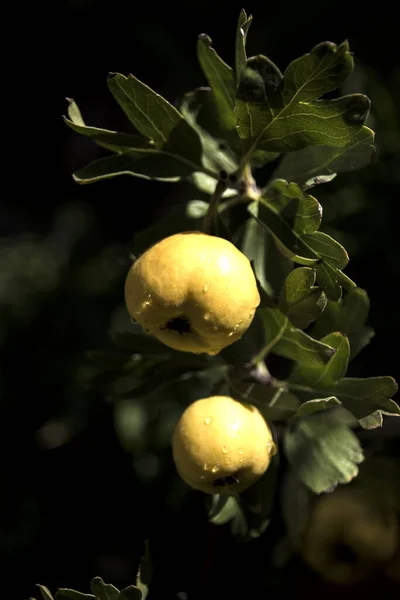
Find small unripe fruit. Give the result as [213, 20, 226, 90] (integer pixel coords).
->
[124, 232, 260, 355]
[302, 487, 399, 585]
[172, 395, 276, 495]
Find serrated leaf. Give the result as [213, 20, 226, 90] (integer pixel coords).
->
[37, 586, 54, 600]
[208, 495, 240, 525]
[311, 287, 374, 359]
[274, 323, 336, 365]
[107, 73, 202, 162]
[279, 267, 327, 329]
[64, 99, 152, 153]
[249, 180, 323, 266]
[56, 591, 95, 600]
[72, 149, 198, 184]
[273, 126, 375, 185]
[295, 396, 341, 417]
[236, 41, 369, 158]
[235, 9, 253, 78]
[303, 231, 349, 269]
[290, 332, 350, 387]
[334, 377, 400, 419]
[90, 578, 119, 600]
[180, 88, 239, 173]
[284, 410, 364, 493]
[118, 587, 142, 600]
[315, 261, 343, 301]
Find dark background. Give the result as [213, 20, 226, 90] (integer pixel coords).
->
[1, 1, 399, 598]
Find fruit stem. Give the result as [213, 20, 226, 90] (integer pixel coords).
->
[203, 178, 228, 233]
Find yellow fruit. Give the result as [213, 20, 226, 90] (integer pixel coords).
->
[172, 395, 277, 495]
[124, 232, 260, 355]
[302, 487, 399, 585]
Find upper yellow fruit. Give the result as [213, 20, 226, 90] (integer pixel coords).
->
[302, 487, 399, 585]
[124, 232, 260, 355]
[172, 395, 277, 495]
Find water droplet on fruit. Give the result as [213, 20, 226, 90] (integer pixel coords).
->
[204, 417, 213, 425]
[203, 462, 211, 471]
[203, 283, 210, 293]
[203, 312, 211, 321]
[238, 448, 243, 455]
[222, 446, 229, 454]
[211, 463, 220, 473]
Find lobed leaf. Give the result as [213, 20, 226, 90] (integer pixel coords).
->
[279, 267, 327, 329]
[295, 396, 341, 417]
[290, 332, 350, 387]
[90, 578, 119, 600]
[284, 410, 364, 493]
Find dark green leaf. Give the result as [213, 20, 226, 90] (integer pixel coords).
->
[273, 126, 375, 186]
[180, 88, 239, 173]
[311, 287, 374, 359]
[235, 9, 253, 78]
[64, 99, 152, 153]
[284, 410, 364, 493]
[295, 396, 341, 417]
[90, 578, 119, 600]
[241, 214, 293, 298]
[256, 307, 288, 357]
[274, 323, 336, 365]
[37, 586, 54, 600]
[118, 587, 142, 600]
[249, 180, 323, 266]
[304, 231, 349, 269]
[315, 261, 343, 301]
[208, 495, 240, 525]
[72, 149, 198, 184]
[236, 47, 370, 155]
[107, 73, 202, 162]
[279, 267, 327, 329]
[290, 332, 350, 387]
[197, 34, 236, 132]
[56, 591, 95, 600]
[281, 469, 311, 549]
[334, 377, 400, 419]
[282, 41, 353, 103]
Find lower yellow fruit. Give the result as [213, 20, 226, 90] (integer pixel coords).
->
[302, 487, 399, 585]
[124, 232, 260, 355]
[172, 395, 276, 495]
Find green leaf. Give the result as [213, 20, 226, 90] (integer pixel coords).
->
[249, 180, 323, 266]
[290, 332, 350, 387]
[180, 88, 238, 173]
[334, 377, 400, 419]
[303, 231, 349, 269]
[235, 9, 253, 78]
[72, 149, 198, 184]
[188, 172, 237, 197]
[279, 267, 327, 329]
[56, 591, 95, 600]
[274, 322, 336, 365]
[90, 578, 119, 600]
[236, 41, 369, 157]
[107, 73, 202, 162]
[311, 287, 374, 359]
[37, 586, 54, 600]
[273, 126, 375, 186]
[256, 307, 288, 356]
[64, 99, 152, 153]
[284, 410, 364, 493]
[315, 261, 343, 301]
[295, 396, 341, 417]
[197, 34, 237, 133]
[118, 587, 142, 600]
[208, 495, 240, 525]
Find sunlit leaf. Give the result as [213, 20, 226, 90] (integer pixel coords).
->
[37, 586, 54, 600]
[273, 126, 375, 186]
[235, 9, 253, 78]
[236, 42, 369, 158]
[303, 231, 349, 269]
[295, 396, 341, 417]
[315, 261, 343, 302]
[208, 495, 240, 525]
[90, 578, 119, 600]
[290, 332, 350, 387]
[274, 322, 336, 365]
[284, 410, 364, 493]
[334, 377, 400, 419]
